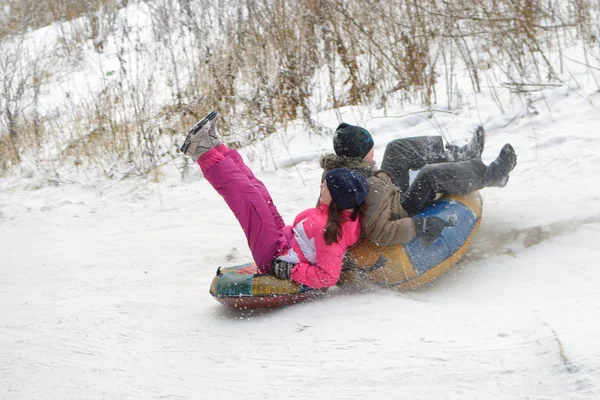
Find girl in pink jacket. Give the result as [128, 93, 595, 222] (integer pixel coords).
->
[181, 112, 368, 289]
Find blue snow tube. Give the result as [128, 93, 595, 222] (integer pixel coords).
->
[338, 192, 482, 289]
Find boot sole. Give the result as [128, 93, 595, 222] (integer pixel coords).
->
[180, 111, 219, 154]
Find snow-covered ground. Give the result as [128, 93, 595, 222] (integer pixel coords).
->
[2, 73, 600, 399]
[2, 3, 600, 396]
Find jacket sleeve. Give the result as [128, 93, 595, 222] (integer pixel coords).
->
[289, 234, 346, 289]
[363, 180, 416, 246]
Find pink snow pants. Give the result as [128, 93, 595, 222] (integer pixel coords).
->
[198, 145, 289, 273]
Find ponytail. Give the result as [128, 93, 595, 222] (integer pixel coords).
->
[324, 202, 343, 245]
[324, 200, 365, 245]
[350, 204, 362, 221]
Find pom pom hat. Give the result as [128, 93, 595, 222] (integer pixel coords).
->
[324, 168, 368, 210]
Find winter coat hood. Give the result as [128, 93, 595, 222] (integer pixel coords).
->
[319, 154, 376, 178]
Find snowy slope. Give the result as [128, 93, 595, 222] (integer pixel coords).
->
[2, 74, 600, 399]
[2, 3, 600, 397]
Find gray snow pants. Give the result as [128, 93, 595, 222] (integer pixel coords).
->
[381, 136, 487, 217]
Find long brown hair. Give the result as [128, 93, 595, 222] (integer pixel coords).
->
[324, 203, 361, 245]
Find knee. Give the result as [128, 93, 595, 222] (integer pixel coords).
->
[383, 139, 410, 165]
[418, 164, 437, 178]
[384, 141, 396, 158]
[385, 139, 405, 153]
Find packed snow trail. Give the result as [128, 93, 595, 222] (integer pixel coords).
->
[3, 86, 600, 398]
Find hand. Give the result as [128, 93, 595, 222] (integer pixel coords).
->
[272, 260, 294, 279]
[413, 216, 454, 246]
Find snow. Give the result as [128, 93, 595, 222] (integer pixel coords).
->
[3, 84, 600, 398]
[3, 7, 600, 400]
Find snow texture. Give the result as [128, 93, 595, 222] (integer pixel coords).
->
[2, 6, 600, 400]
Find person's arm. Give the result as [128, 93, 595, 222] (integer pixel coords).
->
[362, 180, 416, 247]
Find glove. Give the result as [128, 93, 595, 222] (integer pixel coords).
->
[272, 260, 294, 280]
[413, 216, 454, 247]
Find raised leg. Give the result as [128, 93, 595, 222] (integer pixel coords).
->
[198, 148, 288, 272]
[400, 160, 487, 216]
[381, 136, 447, 191]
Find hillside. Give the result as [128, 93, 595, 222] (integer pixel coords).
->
[1, 1, 600, 399]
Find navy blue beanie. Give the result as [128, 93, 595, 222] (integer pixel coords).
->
[333, 123, 374, 159]
[325, 168, 368, 210]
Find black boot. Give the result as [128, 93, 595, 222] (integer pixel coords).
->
[446, 126, 486, 161]
[484, 144, 517, 187]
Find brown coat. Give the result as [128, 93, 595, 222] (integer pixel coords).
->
[320, 154, 415, 246]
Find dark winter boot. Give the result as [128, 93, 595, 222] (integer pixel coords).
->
[446, 126, 486, 162]
[180, 111, 221, 161]
[484, 144, 517, 187]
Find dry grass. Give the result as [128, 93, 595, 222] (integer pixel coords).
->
[1, 0, 599, 178]
[0, 0, 124, 39]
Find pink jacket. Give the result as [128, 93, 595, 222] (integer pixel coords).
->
[279, 203, 361, 289]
